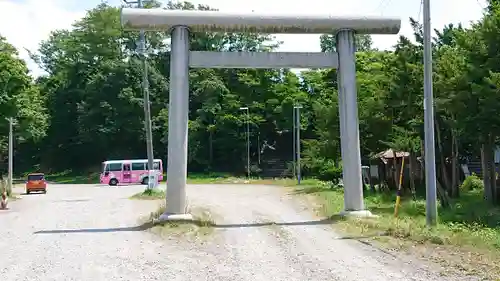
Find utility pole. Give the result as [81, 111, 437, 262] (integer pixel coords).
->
[240, 107, 250, 177]
[294, 105, 303, 185]
[123, 0, 155, 189]
[423, 0, 438, 226]
[6, 118, 14, 191]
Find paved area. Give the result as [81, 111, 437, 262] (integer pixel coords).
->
[0, 183, 472, 281]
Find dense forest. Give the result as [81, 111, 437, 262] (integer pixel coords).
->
[2, 1, 500, 204]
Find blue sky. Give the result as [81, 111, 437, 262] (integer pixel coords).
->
[0, 0, 488, 77]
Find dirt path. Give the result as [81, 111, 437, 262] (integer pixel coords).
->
[0, 183, 475, 281]
[187, 184, 475, 281]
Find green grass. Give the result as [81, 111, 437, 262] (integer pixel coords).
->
[130, 189, 166, 200]
[145, 203, 216, 238]
[44, 170, 319, 186]
[294, 183, 500, 278]
[183, 173, 321, 186]
[45, 170, 100, 184]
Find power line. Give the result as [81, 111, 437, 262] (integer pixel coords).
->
[375, 0, 393, 15]
[418, 0, 423, 21]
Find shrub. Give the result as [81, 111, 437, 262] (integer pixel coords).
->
[461, 174, 484, 191]
[317, 160, 342, 183]
[301, 156, 342, 183]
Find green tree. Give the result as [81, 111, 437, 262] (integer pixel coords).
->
[0, 35, 48, 172]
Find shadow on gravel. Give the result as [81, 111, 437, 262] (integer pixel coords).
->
[212, 218, 337, 228]
[52, 199, 91, 203]
[34, 221, 155, 234]
[211, 219, 388, 240]
[33, 217, 387, 243]
[33, 219, 338, 234]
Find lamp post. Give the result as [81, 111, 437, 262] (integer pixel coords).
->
[294, 105, 303, 184]
[240, 107, 250, 177]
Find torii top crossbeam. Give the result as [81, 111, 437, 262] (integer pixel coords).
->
[121, 8, 401, 34]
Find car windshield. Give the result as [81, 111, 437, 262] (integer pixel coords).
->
[28, 174, 44, 181]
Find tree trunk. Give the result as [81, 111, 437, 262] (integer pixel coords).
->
[420, 139, 425, 180]
[393, 157, 399, 189]
[488, 134, 498, 205]
[369, 159, 375, 192]
[481, 139, 495, 204]
[209, 131, 213, 165]
[409, 152, 416, 199]
[437, 179, 450, 208]
[451, 131, 459, 198]
[420, 151, 450, 208]
[435, 116, 452, 194]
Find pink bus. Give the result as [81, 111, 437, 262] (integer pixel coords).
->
[100, 159, 164, 186]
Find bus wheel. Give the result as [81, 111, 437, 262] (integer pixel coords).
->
[141, 177, 149, 185]
[109, 179, 118, 186]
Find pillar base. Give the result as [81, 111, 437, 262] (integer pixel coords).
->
[339, 210, 377, 218]
[156, 212, 193, 223]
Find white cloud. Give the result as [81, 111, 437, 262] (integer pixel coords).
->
[0, 0, 489, 77]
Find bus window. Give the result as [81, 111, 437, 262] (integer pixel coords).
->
[123, 164, 131, 171]
[131, 162, 145, 171]
[107, 163, 122, 171]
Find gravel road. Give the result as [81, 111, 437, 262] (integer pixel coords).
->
[0, 183, 473, 281]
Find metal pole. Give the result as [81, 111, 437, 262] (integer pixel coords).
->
[246, 108, 250, 178]
[165, 26, 190, 215]
[136, 0, 155, 189]
[295, 106, 302, 185]
[257, 132, 260, 164]
[7, 118, 13, 191]
[292, 107, 296, 178]
[336, 29, 365, 212]
[423, 0, 438, 226]
[239, 107, 250, 177]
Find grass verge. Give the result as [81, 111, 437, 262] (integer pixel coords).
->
[44, 171, 315, 186]
[184, 173, 320, 186]
[45, 170, 100, 184]
[294, 183, 500, 279]
[130, 189, 166, 200]
[145, 203, 216, 239]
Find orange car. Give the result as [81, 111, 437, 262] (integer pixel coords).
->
[26, 173, 47, 194]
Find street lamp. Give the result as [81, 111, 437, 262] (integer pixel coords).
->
[294, 105, 303, 185]
[240, 107, 250, 177]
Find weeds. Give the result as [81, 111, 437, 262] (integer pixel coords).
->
[130, 189, 166, 200]
[145, 203, 216, 238]
[295, 183, 500, 279]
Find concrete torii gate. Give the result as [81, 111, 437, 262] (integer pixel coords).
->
[121, 8, 401, 220]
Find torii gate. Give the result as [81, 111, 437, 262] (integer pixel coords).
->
[121, 8, 401, 220]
